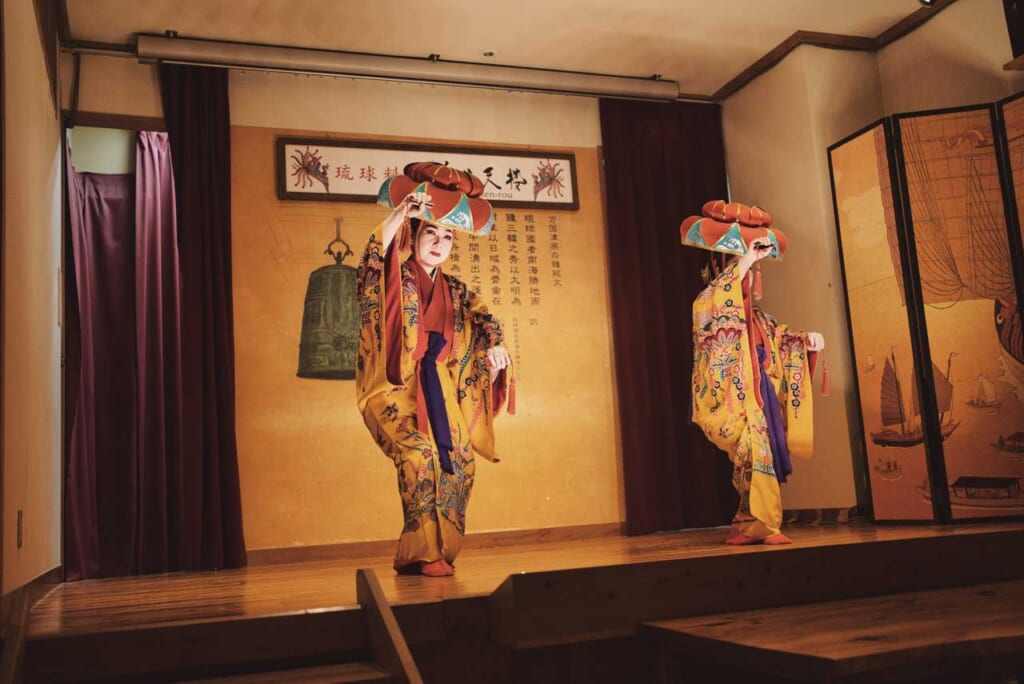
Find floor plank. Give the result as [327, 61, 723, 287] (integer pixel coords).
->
[28, 522, 1024, 640]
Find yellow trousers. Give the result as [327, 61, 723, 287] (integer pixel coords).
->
[728, 423, 783, 539]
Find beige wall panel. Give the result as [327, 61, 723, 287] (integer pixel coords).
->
[57, 55, 602, 149]
[230, 71, 602, 148]
[3, 0, 63, 592]
[878, 0, 1024, 113]
[723, 46, 885, 510]
[64, 54, 163, 117]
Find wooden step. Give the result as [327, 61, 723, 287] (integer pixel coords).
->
[181, 661, 391, 683]
[24, 608, 370, 683]
[641, 579, 1024, 683]
[489, 526, 1024, 648]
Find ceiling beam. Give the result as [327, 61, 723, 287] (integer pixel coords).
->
[712, 0, 961, 102]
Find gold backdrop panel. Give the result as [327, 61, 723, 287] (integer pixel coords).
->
[231, 126, 622, 550]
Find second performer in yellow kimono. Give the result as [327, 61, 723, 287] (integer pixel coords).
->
[356, 162, 514, 577]
[683, 201, 825, 545]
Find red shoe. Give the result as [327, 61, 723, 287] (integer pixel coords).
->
[764, 533, 792, 545]
[420, 559, 453, 577]
[725, 534, 762, 545]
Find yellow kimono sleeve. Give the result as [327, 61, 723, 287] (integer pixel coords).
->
[355, 223, 388, 413]
[450, 281, 513, 463]
[760, 311, 816, 460]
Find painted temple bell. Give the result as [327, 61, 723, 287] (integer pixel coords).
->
[297, 218, 360, 380]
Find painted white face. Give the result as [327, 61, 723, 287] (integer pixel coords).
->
[414, 222, 455, 270]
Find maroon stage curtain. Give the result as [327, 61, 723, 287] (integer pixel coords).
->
[133, 131, 185, 573]
[599, 99, 736, 535]
[159, 64, 247, 570]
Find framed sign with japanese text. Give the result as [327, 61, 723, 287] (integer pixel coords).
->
[276, 137, 579, 210]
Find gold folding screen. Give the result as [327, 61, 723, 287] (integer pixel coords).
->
[830, 97, 1024, 522]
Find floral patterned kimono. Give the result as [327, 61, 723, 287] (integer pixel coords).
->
[356, 223, 512, 570]
[691, 262, 817, 539]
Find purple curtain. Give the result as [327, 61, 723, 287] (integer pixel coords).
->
[599, 99, 736, 535]
[159, 64, 247, 570]
[65, 127, 245, 578]
[134, 132, 184, 573]
[65, 154, 138, 579]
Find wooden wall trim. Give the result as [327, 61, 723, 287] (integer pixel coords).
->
[0, 565, 62, 615]
[55, 0, 69, 44]
[0, 565, 61, 682]
[873, 0, 960, 49]
[31, 0, 59, 115]
[62, 110, 165, 132]
[247, 522, 623, 566]
[714, 30, 875, 101]
[0, 591, 27, 684]
[712, 0, 960, 102]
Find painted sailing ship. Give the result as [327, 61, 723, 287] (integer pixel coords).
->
[992, 431, 1024, 454]
[966, 373, 1000, 409]
[917, 476, 1024, 509]
[871, 350, 959, 447]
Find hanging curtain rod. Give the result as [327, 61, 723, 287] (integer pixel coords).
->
[63, 34, 703, 103]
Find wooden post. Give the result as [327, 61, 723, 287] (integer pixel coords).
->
[355, 568, 423, 684]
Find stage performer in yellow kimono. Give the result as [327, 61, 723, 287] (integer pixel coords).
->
[356, 162, 515, 577]
[682, 201, 826, 545]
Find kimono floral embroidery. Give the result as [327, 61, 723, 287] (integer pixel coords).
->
[691, 262, 816, 540]
[356, 222, 513, 570]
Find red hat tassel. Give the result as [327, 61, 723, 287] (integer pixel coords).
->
[397, 218, 412, 253]
[508, 376, 517, 415]
[752, 263, 763, 301]
[821, 350, 830, 397]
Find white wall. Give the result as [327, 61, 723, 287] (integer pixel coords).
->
[60, 55, 603, 148]
[3, 0, 63, 593]
[723, 45, 884, 510]
[67, 126, 135, 174]
[722, 0, 1024, 512]
[878, 0, 1024, 112]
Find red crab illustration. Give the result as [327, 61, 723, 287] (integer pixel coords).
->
[291, 146, 330, 192]
[532, 159, 565, 200]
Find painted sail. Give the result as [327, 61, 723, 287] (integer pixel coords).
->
[880, 357, 906, 428]
[911, 367, 920, 418]
[932, 361, 954, 414]
[979, 375, 997, 403]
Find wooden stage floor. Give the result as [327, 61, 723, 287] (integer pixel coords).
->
[28, 521, 1024, 640]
